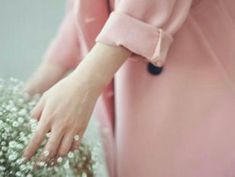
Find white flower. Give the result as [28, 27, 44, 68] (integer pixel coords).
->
[18, 109, 27, 116]
[9, 141, 17, 147]
[16, 171, 22, 176]
[57, 157, 63, 163]
[0, 79, 95, 177]
[37, 161, 46, 167]
[17, 117, 24, 124]
[82, 172, 87, 177]
[8, 154, 18, 161]
[68, 152, 74, 158]
[20, 164, 27, 170]
[12, 121, 19, 127]
[11, 107, 17, 112]
[0, 166, 6, 171]
[16, 144, 24, 150]
[17, 98, 24, 104]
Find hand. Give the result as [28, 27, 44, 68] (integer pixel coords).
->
[23, 42, 130, 163]
[24, 60, 69, 96]
[23, 70, 103, 162]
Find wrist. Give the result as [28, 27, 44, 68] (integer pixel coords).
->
[70, 66, 107, 94]
[71, 43, 131, 93]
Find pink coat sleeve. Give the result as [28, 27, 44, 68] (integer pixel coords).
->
[96, 0, 193, 67]
[44, 0, 80, 69]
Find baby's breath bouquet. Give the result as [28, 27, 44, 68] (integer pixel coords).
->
[0, 78, 108, 177]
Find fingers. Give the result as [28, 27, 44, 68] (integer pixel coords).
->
[70, 126, 85, 152]
[70, 134, 81, 152]
[39, 129, 82, 163]
[39, 126, 64, 162]
[31, 97, 46, 121]
[57, 132, 75, 156]
[23, 120, 50, 160]
[26, 99, 85, 162]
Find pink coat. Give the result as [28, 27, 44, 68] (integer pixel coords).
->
[45, 0, 235, 176]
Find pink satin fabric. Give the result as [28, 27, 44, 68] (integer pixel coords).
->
[44, 0, 235, 176]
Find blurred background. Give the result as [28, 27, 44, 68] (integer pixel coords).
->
[0, 0, 65, 80]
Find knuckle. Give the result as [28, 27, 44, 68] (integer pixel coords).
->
[61, 117, 73, 127]
[31, 108, 40, 118]
[45, 112, 56, 121]
[55, 122, 71, 133]
[44, 143, 58, 157]
[35, 128, 46, 138]
[24, 147, 34, 158]
[76, 123, 86, 133]
[30, 109, 36, 117]
[47, 149, 56, 158]
[58, 148, 69, 156]
[45, 143, 55, 153]
[54, 125, 66, 135]
[48, 138, 58, 146]
[71, 142, 80, 151]
[40, 116, 53, 128]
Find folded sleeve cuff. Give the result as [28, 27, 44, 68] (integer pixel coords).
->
[95, 11, 173, 67]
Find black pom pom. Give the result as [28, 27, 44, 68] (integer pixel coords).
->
[147, 63, 164, 75]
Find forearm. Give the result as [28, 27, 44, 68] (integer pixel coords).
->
[72, 42, 131, 90]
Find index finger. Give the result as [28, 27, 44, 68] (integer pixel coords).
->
[23, 120, 50, 160]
